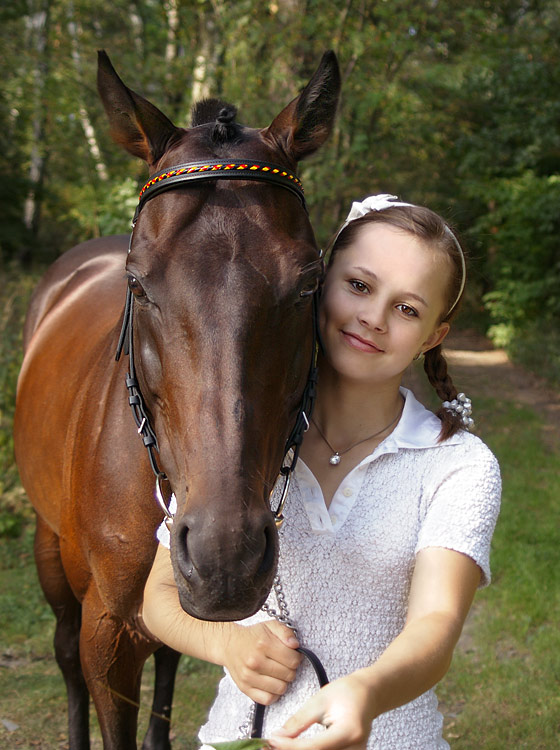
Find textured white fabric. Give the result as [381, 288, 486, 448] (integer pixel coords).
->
[157, 388, 501, 749]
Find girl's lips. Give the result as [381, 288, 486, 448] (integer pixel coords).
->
[341, 331, 384, 353]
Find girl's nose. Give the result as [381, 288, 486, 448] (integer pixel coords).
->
[359, 300, 387, 332]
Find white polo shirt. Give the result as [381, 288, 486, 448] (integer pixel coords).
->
[159, 388, 501, 749]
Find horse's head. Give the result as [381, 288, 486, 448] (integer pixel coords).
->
[98, 51, 340, 620]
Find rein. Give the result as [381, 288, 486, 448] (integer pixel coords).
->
[115, 159, 319, 529]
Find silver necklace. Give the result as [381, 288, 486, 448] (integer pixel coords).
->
[311, 407, 403, 466]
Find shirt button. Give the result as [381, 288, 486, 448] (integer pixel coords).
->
[331, 514, 338, 524]
[343, 487, 353, 497]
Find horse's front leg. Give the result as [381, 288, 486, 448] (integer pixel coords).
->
[80, 584, 154, 749]
[142, 646, 182, 750]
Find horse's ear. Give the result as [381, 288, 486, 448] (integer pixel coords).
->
[97, 50, 180, 166]
[264, 51, 340, 162]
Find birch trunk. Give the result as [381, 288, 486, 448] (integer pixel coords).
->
[22, 0, 50, 263]
[191, 5, 221, 104]
[67, 8, 108, 181]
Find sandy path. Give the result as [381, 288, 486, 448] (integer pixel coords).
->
[404, 329, 560, 450]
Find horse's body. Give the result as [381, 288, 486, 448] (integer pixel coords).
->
[14, 52, 339, 749]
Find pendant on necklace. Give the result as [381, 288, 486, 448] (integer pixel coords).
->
[329, 453, 341, 466]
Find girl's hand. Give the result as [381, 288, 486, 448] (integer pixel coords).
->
[223, 620, 302, 705]
[268, 672, 376, 750]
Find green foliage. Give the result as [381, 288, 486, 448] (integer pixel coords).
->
[478, 173, 560, 328]
[63, 176, 139, 238]
[208, 741, 269, 750]
[1, 0, 559, 383]
[0, 269, 40, 513]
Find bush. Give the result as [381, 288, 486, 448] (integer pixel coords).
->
[471, 173, 560, 383]
[0, 268, 40, 523]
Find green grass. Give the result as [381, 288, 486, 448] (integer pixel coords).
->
[1, 270, 559, 747]
[439, 398, 560, 748]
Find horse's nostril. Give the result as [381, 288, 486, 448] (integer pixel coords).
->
[258, 522, 276, 576]
[176, 522, 195, 580]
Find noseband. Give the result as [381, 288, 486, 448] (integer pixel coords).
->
[115, 159, 319, 529]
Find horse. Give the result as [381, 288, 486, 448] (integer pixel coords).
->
[13, 50, 340, 749]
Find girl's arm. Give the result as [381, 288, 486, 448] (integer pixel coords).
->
[268, 546, 481, 750]
[141, 543, 301, 705]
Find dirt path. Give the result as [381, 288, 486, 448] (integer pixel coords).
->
[404, 328, 560, 450]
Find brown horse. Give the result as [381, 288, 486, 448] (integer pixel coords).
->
[14, 51, 340, 749]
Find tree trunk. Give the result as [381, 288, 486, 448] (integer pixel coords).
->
[191, 3, 221, 104]
[21, 0, 51, 265]
[67, 7, 109, 181]
[164, 0, 179, 66]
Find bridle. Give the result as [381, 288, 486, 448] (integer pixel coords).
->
[115, 159, 320, 529]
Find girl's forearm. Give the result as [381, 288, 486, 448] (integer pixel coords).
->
[358, 612, 463, 720]
[141, 558, 235, 666]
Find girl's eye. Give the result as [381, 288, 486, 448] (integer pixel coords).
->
[349, 279, 369, 293]
[396, 303, 418, 317]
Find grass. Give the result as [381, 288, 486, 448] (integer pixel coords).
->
[1, 270, 559, 747]
[438, 398, 560, 748]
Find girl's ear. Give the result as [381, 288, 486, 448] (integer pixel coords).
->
[422, 322, 450, 354]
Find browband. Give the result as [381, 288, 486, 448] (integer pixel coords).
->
[135, 159, 306, 222]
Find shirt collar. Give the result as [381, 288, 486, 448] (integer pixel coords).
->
[380, 386, 463, 451]
[292, 387, 463, 486]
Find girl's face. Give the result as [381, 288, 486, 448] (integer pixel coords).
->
[320, 222, 451, 387]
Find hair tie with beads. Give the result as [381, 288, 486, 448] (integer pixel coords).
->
[442, 392, 474, 430]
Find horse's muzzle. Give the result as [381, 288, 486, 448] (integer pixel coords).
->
[170, 508, 278, 621]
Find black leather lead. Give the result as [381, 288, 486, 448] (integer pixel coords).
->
[251, 646, 329, 739]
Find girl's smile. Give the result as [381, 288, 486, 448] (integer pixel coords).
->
[340, 330, 384, 353]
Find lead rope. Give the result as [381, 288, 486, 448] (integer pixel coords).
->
[238, 574, 297, 738]
[238, 576, 330, 739]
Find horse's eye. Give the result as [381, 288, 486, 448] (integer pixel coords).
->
[299, 278, 319, 298]
[127, 275, 146, 298]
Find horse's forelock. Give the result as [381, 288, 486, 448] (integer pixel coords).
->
[190, 98, 233, 126]
[191, 98, 242, 146]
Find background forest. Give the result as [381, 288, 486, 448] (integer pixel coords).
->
[2, 0, 560, 375]
[1, 3, 560, 747]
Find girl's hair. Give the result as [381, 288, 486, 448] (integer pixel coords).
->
[328, 204, 467, 441]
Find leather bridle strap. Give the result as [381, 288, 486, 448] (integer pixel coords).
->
[115, 158, 316, 527]
[271, 290, 320, 527]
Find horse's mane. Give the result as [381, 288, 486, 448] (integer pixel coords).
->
[191, 98, 242, 145]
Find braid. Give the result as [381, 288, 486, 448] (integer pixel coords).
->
[212, 105, 239, 144]
[423, 345, 463, 441]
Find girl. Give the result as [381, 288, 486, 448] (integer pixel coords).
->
[142, 194, 501, 750]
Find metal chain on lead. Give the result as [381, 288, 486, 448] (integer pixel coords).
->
[237, 574, 298, 738]
[261, 575, 298, 636]
[237, 704, 257, 739]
